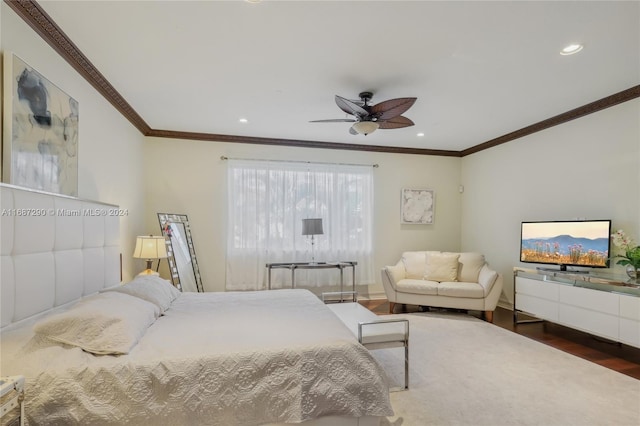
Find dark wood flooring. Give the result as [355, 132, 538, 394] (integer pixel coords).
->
[359, 299, 640, 380]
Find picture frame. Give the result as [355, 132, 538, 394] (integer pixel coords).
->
[2, 52, 79, 196]
[157, 212, 204, 292]
[401, 188, 435, 224]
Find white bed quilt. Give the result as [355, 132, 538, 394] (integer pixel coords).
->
[1, 289, 392, 425]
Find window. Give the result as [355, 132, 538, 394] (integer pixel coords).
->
[226, 159, 374, 290]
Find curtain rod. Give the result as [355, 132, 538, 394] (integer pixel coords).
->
[220, 156, 379, 168]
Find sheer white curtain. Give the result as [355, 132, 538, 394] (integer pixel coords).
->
[226, 159, 374, 290]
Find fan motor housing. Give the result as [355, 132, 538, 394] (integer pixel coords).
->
[359, 92, 374, 103]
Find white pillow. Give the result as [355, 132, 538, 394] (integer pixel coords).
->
[424, 252, 460, 282]
[455, 252, 486, 282]
[33, 292, 159, 355]
[104, 275, 181, 314]
[402, 251, 440, 279]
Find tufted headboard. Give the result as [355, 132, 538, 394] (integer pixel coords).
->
[0, 184, 120, 328]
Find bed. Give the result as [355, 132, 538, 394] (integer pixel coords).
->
[0, 184, 392, 425]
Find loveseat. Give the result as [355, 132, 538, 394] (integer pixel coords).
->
[381, 251, 503, 322]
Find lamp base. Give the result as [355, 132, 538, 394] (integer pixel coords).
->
[137, 259, 159, 276]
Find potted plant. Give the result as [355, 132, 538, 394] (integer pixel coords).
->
[611, 229, 640, 280]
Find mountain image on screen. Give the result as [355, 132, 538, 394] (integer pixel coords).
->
[521, 235, 609, 267]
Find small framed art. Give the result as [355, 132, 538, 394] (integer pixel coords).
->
[401, 188, 435, 224]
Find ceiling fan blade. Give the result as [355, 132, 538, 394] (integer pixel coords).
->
[335, 95, 369, 117]
[378, 115, 415, 129]
[349, 125, 358, 135]
[371, 97, 417, 120]
[309, 119, 357, 123]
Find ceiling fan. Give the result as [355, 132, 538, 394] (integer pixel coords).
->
[310, 91, 417, 135]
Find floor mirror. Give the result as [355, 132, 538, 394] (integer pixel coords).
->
[157, 213, 204, 292]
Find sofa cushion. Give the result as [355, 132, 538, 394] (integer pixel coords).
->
[424, 252, 459, 282]
[396, 279, 438, 295]
[455, 252, 486, 282]
[402, 251, 439, 279]
[437, 281, 484, 298]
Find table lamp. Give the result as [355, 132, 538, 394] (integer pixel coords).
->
[133, 235, 168, 276]
[302, 218, 323, 264]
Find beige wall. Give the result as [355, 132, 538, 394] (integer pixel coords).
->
[461, 99, 640, 307]
[143, 138, 462, 294]
[1, 4, 147, 281]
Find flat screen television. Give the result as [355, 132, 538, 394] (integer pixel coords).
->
[520, 220, 611, 271]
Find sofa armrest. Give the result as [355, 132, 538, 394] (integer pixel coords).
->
[478, 264, 499, 295]
[382, 262, 406, 290]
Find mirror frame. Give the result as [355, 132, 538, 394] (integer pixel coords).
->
[157, 213, 204, 292]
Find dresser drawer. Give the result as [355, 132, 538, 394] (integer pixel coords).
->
[559, 304, 618, 340]
[558, 285, 619, 315]
[515, 277, 559, 301]
[619, 294, 640, 321]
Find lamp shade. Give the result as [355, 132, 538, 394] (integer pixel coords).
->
[302, 218, 324, 236]
[133, 235, 168, 260]
[352, 121, 379, 135]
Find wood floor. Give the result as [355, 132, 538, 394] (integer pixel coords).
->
[359, 299, 640, 380]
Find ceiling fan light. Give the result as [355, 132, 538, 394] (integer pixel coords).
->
[352, 121, 379, 135]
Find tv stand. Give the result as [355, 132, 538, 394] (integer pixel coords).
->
[514, 268, 640, 349]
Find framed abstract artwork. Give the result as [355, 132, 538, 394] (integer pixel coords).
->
[401, 188, 435, 224]
[2, 52, 79, 196]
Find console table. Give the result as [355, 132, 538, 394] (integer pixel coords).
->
[266, 261, 357, 292]
[514, 267, 640, 348]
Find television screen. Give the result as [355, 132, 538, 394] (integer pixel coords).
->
[520, 220, 611, 270]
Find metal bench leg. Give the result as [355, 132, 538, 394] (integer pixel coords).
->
[404, 342, 409, 390]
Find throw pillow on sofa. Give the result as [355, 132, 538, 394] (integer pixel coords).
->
[456, 252, 486, 282]
[424, 252, 460, 282]
[402, 251, 440, 279]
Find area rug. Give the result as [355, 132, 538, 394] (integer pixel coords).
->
[369, 312, 640, 426]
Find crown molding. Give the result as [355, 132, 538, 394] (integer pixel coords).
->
[6, 0, 639, 158]
[147, 129, 461, 157]
[461, 85, 640, 156]
[4, 0, 151, 134]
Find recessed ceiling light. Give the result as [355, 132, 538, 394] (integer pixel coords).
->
[417, 132, 425, 137]
[560, 44, 583, 56]
[239, 118, 248, 123]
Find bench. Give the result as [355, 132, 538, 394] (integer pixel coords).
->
[322, 292, 409, 390]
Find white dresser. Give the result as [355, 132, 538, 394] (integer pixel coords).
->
[514, 268, 640, 348]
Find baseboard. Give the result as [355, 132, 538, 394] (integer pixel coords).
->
[498, 300, 514, 310]
[357, 290, 387, 301]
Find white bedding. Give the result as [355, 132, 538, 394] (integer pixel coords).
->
[0, 289, 393, 425]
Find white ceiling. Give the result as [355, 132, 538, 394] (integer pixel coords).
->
[37, 0, 639, 152]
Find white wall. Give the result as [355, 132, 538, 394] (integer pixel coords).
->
[1, 4, 147, 281]
[461, 99, 640, 307]
[143, 138, 462, 294]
